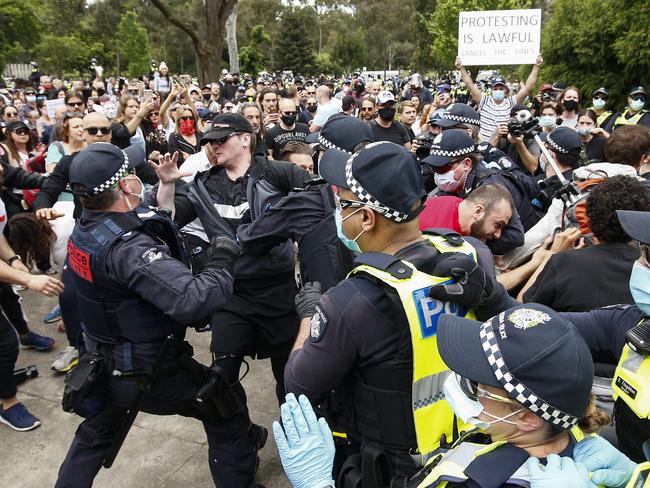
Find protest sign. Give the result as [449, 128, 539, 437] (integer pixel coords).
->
[45, 98, 65, 119]
[458, 9, 541, 65]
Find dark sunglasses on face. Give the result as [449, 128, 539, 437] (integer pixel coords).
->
[179, 115, 193, 121]
[12, 128, 30, 136]
[593, 95, 607, 100]
[306, 103, 317, 107]
[360, 107, 374, 112]
[209, 132, 239, 145]
[631, 95, 646, 102]
[149, 111, 160, 116]
[5, 111, 18, 117]
[67, 101, 84, 107]
[281, 111, 296, 116]
[85, 127, 111, 135]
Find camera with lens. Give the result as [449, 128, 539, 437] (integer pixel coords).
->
[507, 118, 539, 138]
[541, 92, 554, 102]
[414, 134, 435, 160]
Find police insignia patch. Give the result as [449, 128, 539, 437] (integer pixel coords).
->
[141, 247, 162, 263]
[310, 305, 328, 343]
[508, 308, 551, 330]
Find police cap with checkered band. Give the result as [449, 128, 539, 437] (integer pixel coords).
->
[432, 103, 481, 128]
[305, 113, 375, 153]
[437, 303, 594, 429]
[319, 141, 426, 223]
[546, 126, 582, 156]
[70, 142, 144, 196]
[422, 129, 476, 167]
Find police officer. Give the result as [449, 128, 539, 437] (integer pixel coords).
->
[238, 114, 375, 290]
[284, 141, 496, 481]
[588, 87, 615, 128]
[605, 87, 650, 132]
[421, 129, 526, 254]
[55, 143, 264, 488]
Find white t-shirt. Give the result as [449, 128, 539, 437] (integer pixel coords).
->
[478, 94, 516, 141]
[313, 98, 342, 128]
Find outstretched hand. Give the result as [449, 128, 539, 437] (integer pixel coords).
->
[148, 152, 191, 184]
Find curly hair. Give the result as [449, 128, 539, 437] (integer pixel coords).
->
[6, 213, 56, 266]
[586, 175, 650, 242]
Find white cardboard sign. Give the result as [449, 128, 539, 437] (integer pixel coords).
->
[458, 9, 541, 65]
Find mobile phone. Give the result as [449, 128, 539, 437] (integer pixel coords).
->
[143, 89, 153, 100]
[626, 319, 650, 354]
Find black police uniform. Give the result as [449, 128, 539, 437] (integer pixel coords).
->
[477, 283, 649, 463]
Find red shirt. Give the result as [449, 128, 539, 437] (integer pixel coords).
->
[419, 196, 463, 234]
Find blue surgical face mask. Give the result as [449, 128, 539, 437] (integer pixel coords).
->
[334, 207, 364, 253]
[592, 98, 606, 110]
[630, 99, 646, 112]
[538, 115, 556, 128]
[630, 261, 650, 315]
[443, 374, 523, 431]
[492, 89, 505, 102]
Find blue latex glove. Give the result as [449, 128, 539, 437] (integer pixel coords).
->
[273, 393, 336, 488]
[527, 454, 594, 487]
[574, 436, 637, 487]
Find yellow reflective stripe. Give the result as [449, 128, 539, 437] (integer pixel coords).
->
[615, 109, 646, 127]
[332, 431, 348, 439]
[624, 461, 650, 488]
[613, 345, 650, 419]
[596, 110, 613, 126]
[622, 348, 646, 372]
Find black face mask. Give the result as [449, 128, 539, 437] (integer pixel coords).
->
[378, 107, 396, 121]
[203, 93, 211, 102]
[281, 114, 296, 126]
[307, 105, 317, 113]
[563, 99, 579, 112]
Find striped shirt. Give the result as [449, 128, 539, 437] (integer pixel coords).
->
[478, 94, 516, 141]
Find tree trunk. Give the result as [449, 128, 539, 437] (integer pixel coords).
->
[196, 47, 223, 87]
[226, 4, 240, 73]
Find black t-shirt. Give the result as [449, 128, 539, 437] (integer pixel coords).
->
[264, 123, 309, 159]
[523, 242, 639, 312]
[370, 120, 411, 146]
[585, 136, 607, 162]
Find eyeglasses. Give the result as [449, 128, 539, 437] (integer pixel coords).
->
[281, 111, 296, 116]
[223, 105, 234, 110]
[335, 195, 387, 215]
[67, 101, 84, 107]
[179, 115, 194, 121]
[631, 95, 647, 102]
[307, 91, 316, 95]
[593, 95, 608, 100]
[149, 111, 160, 116]
[306, 103, 317, 107]
[457, 375, 516, 405]
[12, 128, 30, 136]
[4, 111, 18, 117]
[209, 132, 239, 145]
[360, 107, 374, 112]
[85, 127, 111, 135]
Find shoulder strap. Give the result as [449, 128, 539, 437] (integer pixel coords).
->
[422, 228, 465, 247]
[352, 252, 413, 279]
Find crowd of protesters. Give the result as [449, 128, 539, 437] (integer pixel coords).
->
[1, 55, 650, 488]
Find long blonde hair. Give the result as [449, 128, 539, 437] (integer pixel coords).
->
[114, 95, 138, 124]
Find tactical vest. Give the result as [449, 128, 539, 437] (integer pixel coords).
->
[592, 109, 613, 127]
[412, 427, 588, 488]
[297, 183, 354, 290]
[66, 206, 189, 344]
[613, 318, 650, 420]
[614, 109, 648, 129]
[346, 233, 477, 461]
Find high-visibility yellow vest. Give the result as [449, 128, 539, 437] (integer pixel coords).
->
[614, 109, 648, 129]
[589, 109, 613, 127]
[348, 234, 477, 460]
[414, 427, 589, 488]
[625, 461, 650, 488]
[613, 322, 650, 419]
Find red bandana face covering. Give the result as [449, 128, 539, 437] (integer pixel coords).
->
[179, 119, 196, 136]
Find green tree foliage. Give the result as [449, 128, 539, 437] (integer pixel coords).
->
[117, 11, 153, 78]
[540, 0, 650, 105]
[0, 0, 43, 72]
[240, 25, 270, 76]
[274, 8, 316, 74]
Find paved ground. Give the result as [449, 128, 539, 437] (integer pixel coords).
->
[1, 288, 291, 488]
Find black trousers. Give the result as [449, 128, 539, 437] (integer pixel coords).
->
[0, 282, 29, 335]
[55, 344, 260, 488]
[0, 310, 19, 400]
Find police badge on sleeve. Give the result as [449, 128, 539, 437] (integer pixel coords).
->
[310, 305, 328, 343]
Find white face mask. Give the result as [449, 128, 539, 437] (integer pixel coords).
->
[443, 374, 523, 431]
[434, 166, 465, 193]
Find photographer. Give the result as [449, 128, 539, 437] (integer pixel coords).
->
[491, 104, 541, 175]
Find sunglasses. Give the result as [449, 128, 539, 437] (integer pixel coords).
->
[149, 111, 160, 116]
[5, 111, 18, 117]
[360, 107, 374, 112]
[67, 101, 84, 107]
[631, 95, 646, 102]
[457, 375, 516, 405]
[336, 196, 387, 215]
[85, 127, 111, 135]
[209, 132, 239, 145]
[179, 115, 194, 121]
[306, 103, 317, 107]
[281, 111, 296, 116]
[593, 95, 608, 100]
[12, 128, 30, 136]
[307, 91, 316, 95]
[223, 105, 234, 110]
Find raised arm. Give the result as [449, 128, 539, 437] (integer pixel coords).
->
[515, 54, 544, 104]
[455, 57, 483, 105]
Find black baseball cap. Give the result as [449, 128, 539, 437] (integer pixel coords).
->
[438, 303, 594, 429]
[306, 113, 375, 153]
[69, 143, 145, 196]
[617, 210, 650, 245]
[5, 120, 29, 133]
[422, 129, 475, 167]
[432, 103, 481, 128]
[201, 113, 253, 145]
[546, 126, 582, 155]
[629, 86, 647, 97]
[319, 141, 426, 223]
[593, 87, 609, 97]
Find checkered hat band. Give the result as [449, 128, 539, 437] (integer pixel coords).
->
[429, 145, 475, 158]
[92, 154, 130, 195]
[546, 135, 569, 154]
[443, 113, 480, 125]
[479, 316, 579, 429]
[344, 158, 409, 223]
[318, 134, 349, 153]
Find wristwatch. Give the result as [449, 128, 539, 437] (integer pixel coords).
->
[7, 255, 22, 265]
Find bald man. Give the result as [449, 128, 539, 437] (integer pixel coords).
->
[264, 98, 310, 159]
[82, 112, 112, 144]
[310, 85, 342, 132]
